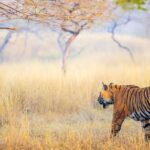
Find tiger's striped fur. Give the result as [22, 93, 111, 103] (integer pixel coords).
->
[97, 83, 150, 141]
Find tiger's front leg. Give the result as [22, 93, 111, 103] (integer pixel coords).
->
[142, 120, 150, 141]
[111, 110, 125, 138]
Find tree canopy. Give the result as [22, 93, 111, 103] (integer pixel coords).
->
[115, 0, 147, 10]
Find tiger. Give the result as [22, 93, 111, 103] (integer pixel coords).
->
[97, 82, 150, 141]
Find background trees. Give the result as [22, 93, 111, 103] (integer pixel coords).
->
[0, 0, 149, 72]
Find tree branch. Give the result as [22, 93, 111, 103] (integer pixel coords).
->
[110, 17, 135, 62]
[0, 27, 16, 30]
[0, 31, 13, 54]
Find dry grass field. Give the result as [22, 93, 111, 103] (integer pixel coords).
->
[0, 57, 149, 150]
[0, 32, 149, 150]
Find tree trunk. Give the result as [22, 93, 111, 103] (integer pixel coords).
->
[62, 53, 67, 74]
[0, 31, 13, 62]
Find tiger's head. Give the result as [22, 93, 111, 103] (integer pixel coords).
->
[97, 82, 115, 109]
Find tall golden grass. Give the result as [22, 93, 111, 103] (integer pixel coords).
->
[0, 60, 149, 150]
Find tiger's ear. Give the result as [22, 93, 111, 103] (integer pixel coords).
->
[102, 82, 108, 90]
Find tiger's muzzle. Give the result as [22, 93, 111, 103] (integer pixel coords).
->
[97, 94, 114, 109]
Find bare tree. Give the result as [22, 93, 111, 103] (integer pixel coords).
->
[23, 0, 110, 73]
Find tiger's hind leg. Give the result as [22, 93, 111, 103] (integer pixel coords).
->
[142, 120, 150, 141]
